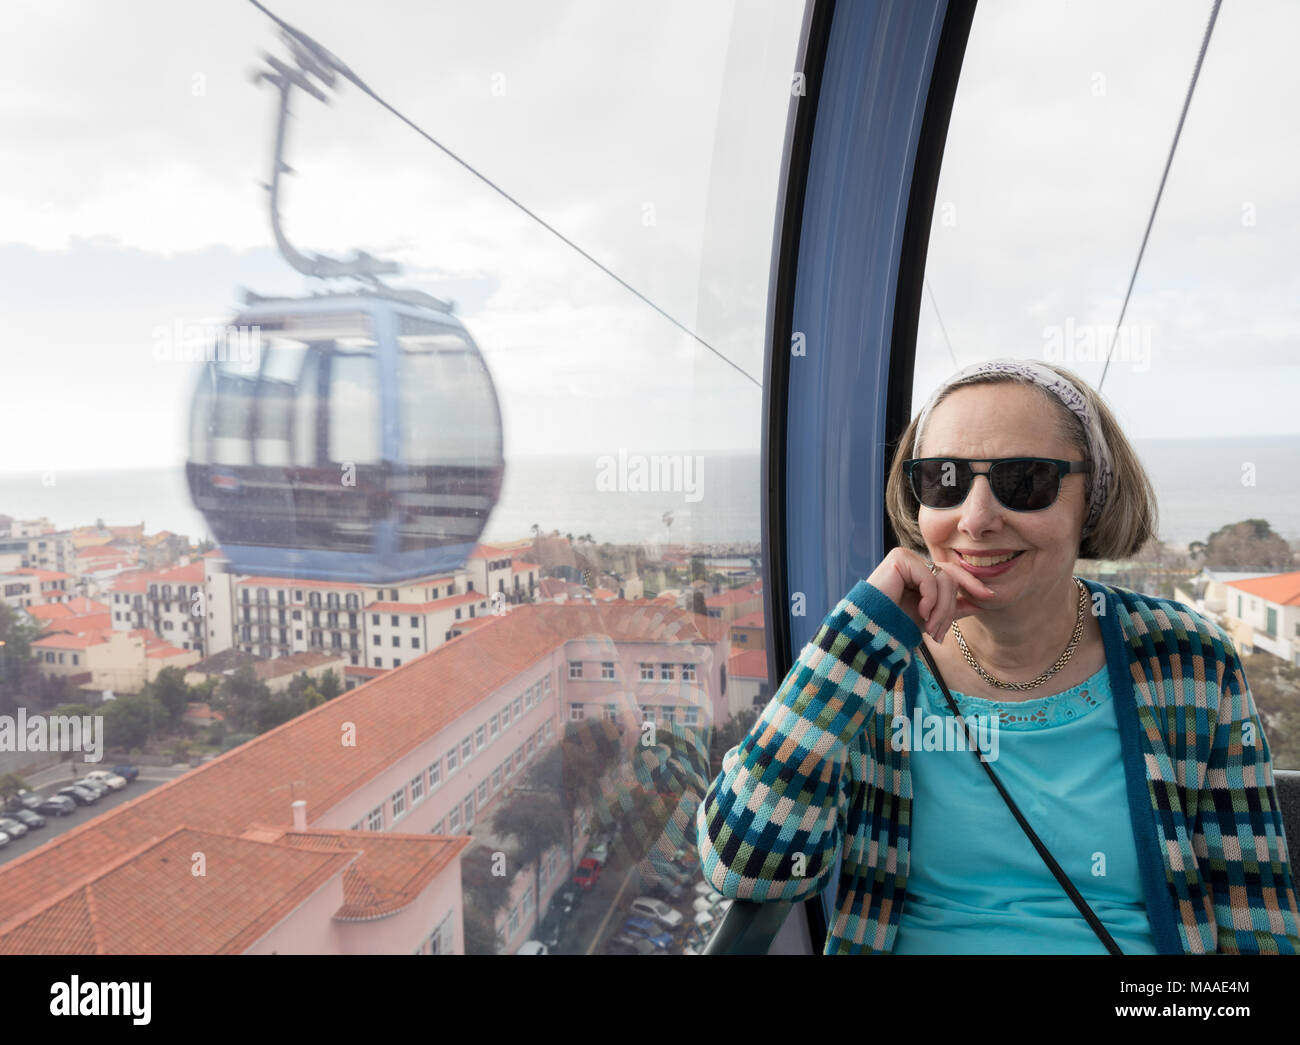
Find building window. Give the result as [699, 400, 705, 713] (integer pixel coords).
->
[393, 659, 401, 667]
[477, 780, 488, 805]
[428, 759, 441, 789]
[489, 713, 499, 739]
[601, 661, 615, 680]
[660, 663, 674, 680]
[392, 635, 400, 647]
[367, 805, 384, 831]
[526, 735, 536, 757]
[461, 737, 473, 762]
[374, 657, 382, 668]
[463, 794, 474, 826]
[513, 697, 522, 720]
[507, 905, 519, 938]
[683, 663, 696, 681]
[640, 662, 654, 681]
[501, 704, 511, 728]
[475, 725, 486, 750]
[543, 676, 551, 695]
[372, 613, 380, 625]
[604, 704, 616, 722]
[391, 615, 399, 626]
[412, 637, 420, 649]
[373, 635, 381, 646]
[447, 747, 459, 773]
[684, 706, 699, 726]
[410, 615, 419, 628]
[523, 685, 532, 710]
[544, 720, 553, 741]
[491, 766, 502, 790]
[449, 806, 460, 831]
[661, 705, 677, 724]
[569, 660, 582, 678]
[392, 786, 406, 820]
[570, 703, 584, 721]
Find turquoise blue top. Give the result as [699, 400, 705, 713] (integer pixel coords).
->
[891, 657, 1159, 954]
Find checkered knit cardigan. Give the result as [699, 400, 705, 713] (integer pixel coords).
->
[696, 576, 1300, 954]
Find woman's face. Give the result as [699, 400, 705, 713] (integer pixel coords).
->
[915, 382, 1089, 606]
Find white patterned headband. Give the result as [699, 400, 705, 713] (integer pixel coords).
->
[912, 358, 1114, 538]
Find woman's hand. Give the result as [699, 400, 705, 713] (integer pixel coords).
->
[865, 547, 995, 644]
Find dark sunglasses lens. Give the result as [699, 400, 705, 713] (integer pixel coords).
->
[989, 460, 1060, 510]
[912, 460, 971, 508]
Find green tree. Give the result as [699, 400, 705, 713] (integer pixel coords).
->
[257, 673, 325, 732]
[1204, 519, 1295, 571]
[0, 772, 29, 804]
[103, 691, 165, 750]
[491, 791, 570, 942]
[317, 669, 342, 701]
[213, 665, 272, 734]
[149, 666, 193, 728]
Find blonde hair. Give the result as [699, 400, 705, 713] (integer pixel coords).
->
[885, 361, 1158, 560]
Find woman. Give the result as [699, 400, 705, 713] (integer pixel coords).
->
[696, 358, 1300, 954]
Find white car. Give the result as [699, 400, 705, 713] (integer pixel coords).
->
[629, 897, 684, 930]
[693, 881, 714, 896]
[84, 770, 128, 791]
[517, 940, 548, 955]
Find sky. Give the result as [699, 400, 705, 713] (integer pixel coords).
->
[0, 0, 1296, 474]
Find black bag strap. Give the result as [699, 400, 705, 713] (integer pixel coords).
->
[917, 642, 1123, 955]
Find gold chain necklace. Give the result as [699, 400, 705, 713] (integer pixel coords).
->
[949, 577, 1088, 692]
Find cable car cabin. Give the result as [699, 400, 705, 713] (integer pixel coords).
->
[186, 289, 504, 583]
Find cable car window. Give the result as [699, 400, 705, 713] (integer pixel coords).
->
[254, 338, 310, 466]
[398, 332, 500, 465]
[294, 349, 322, 468]
[327, 346, 381, 465]
[211, 359, 255, 467]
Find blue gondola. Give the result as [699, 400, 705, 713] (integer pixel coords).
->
[186, 25, 504, 583]
[186, 287, 504, 583]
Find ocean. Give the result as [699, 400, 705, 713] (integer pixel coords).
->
[0, 438, 1297, 550]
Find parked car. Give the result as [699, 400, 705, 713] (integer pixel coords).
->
[74, 778, 110, 798]
[83, 770, 128, 791]
[629, 896, 684, 930]
[573, 858, 602, 890]
[7, 809, 45, 830]
[36, 796, 76, 817]
[56, 786, 98, 806]
[606, 933, 658, 956]
[537, 907, 566, 950]
[643, 878, 686, 903]
[620, 917, 673, 951]
[6, 792, 43, 813]
[0, 831, 9, 849]
[555, 885, 580, 916]
[0, 817, 28, 839]
[111, 764, 139, 782]
[516, 940, 548, 955]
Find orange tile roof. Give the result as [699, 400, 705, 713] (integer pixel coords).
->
[276, 829, 464, 920]
[728, 647, 769, 679]
[40, 612, 112, 636]
[731, 610, 765, 629]
[32, 631, 112, 650]
[366, 591, 482, 613]
[24, 603, 73, 621]
[62, 596, 110, 615]
[0, 827, 357, 954]
[512, 561, 540, 571]
[0, 598, 726, 941]
[13, 568, 72, 582]
[1225, 570, 1300, 607]
[110, 572, 149, 594]
[707, 587, 761, 606]
[146, 644, 193, 660]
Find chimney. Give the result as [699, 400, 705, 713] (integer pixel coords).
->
[291, 799, 307, 831]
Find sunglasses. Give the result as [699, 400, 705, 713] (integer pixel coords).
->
[902, 457, 1091, 512]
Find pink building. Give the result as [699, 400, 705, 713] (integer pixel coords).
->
[0, 597, 729, 953]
